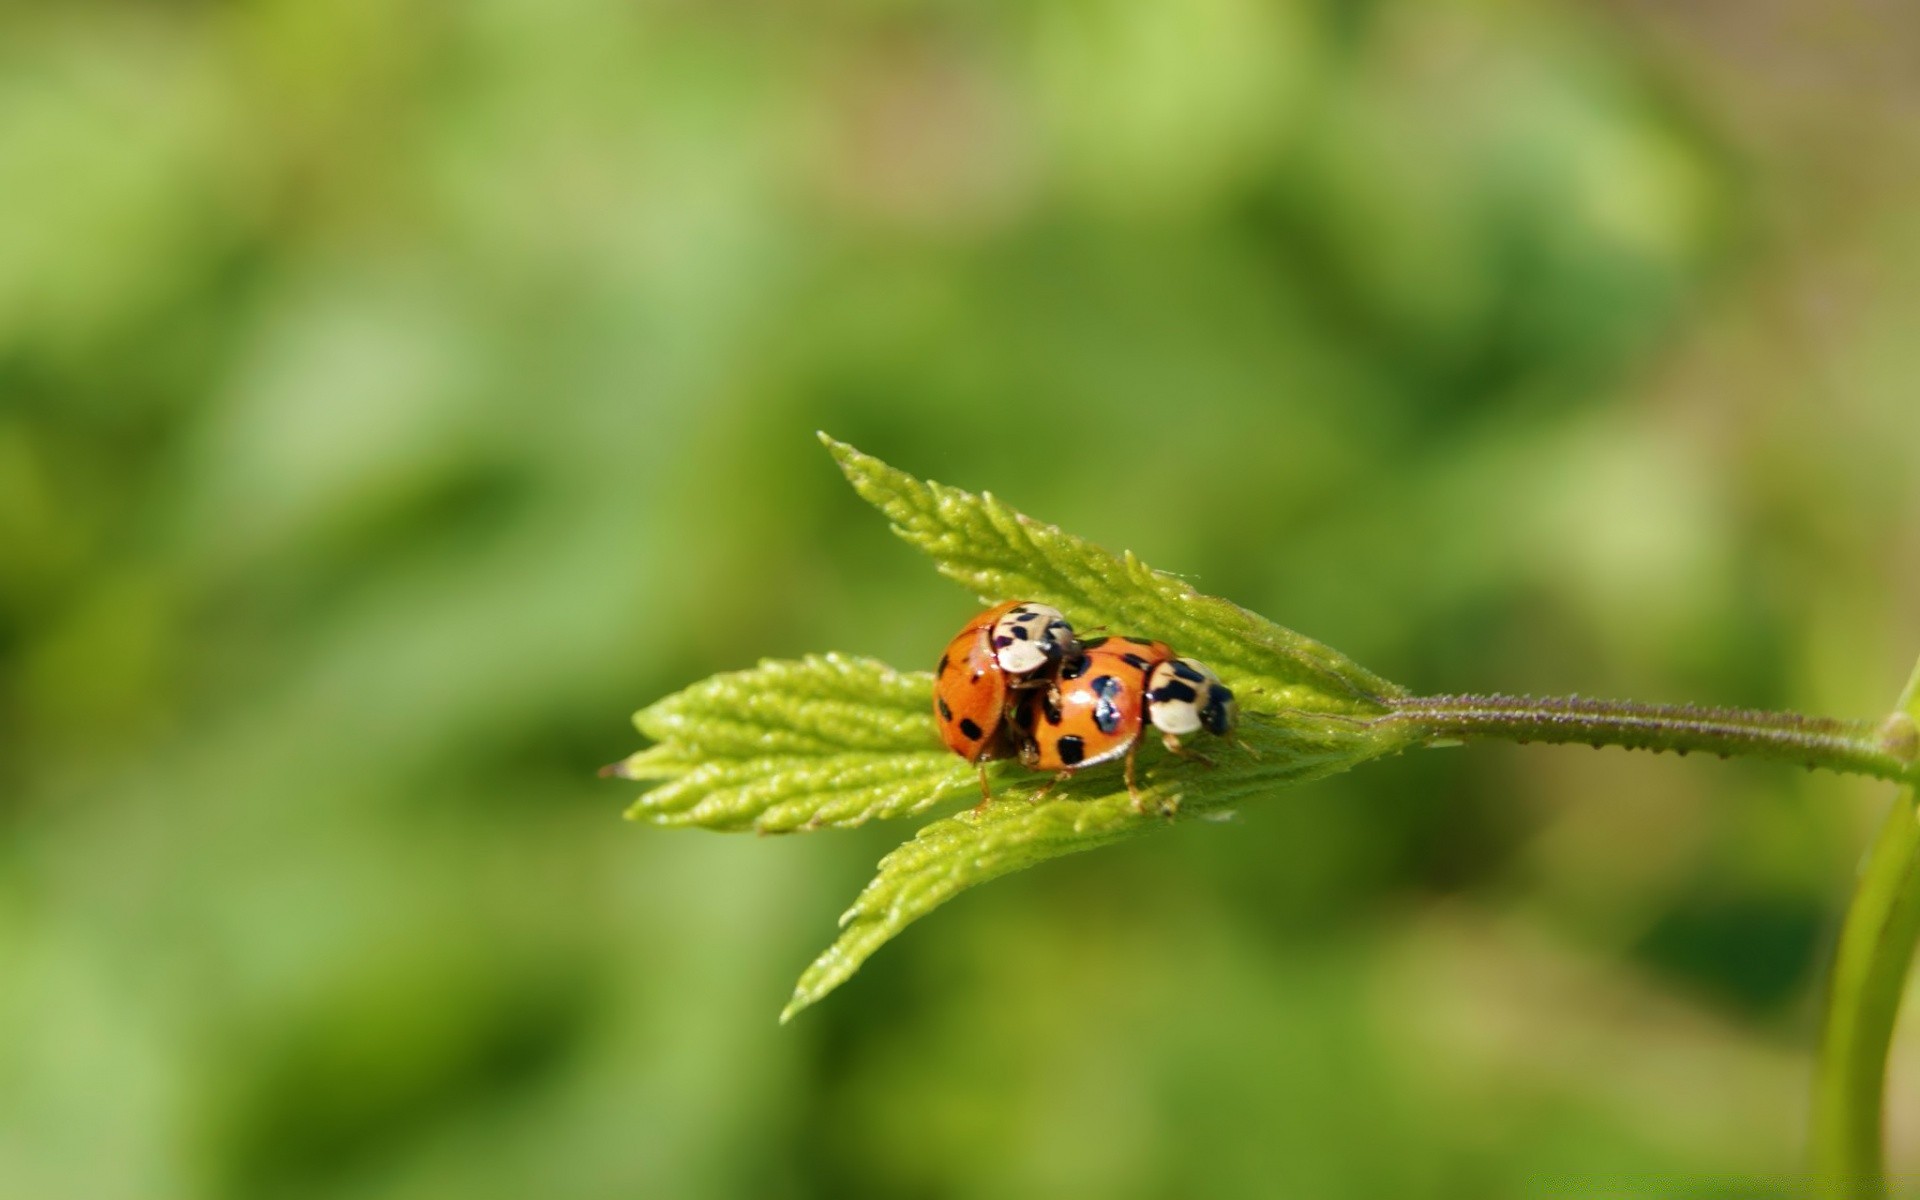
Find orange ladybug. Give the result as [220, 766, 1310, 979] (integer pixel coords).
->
[1013, 636, 1237, 811]
[933, 600, 1080, 799]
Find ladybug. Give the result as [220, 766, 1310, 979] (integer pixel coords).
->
[1012, 636, 1237, 810]
[933, 600, 1081, 799]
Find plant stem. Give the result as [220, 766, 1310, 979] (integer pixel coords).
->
[1384, 681, 1920, 1191]
[1813, 660, 1920, 1197]
[1380, 692, 1918, 787]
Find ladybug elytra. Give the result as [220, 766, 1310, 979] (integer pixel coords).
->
[1012, 636, 1236, 810]
[933, 600, 1081, 799]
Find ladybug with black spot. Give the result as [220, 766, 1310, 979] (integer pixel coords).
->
[933, 600, 1081, 799]
[1012, 636, 1237, 811]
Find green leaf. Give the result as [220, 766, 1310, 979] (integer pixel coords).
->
[781, 702, 1412, 1021]
[820, 433, 1403, 713]
[613, 436, 1419, 1019]
[613, 654, 978, 833]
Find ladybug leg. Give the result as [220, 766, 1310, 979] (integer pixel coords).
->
[1128, 746, 1182, 820]
[1160, 731, 1215, 769]
[969, 763, 994, 812]
[1029, 771, 1072, 805]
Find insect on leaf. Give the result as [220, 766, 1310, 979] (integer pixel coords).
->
[614, 436, 1419, 1020]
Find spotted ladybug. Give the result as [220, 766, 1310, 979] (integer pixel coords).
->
[933, 600, 1081, 799]
[1013, 636, 1236, 810]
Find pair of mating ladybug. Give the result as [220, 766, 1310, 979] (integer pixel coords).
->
[934, 600, 1238, 808]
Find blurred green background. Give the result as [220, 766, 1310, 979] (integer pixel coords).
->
[4, 1, 1919, 1196]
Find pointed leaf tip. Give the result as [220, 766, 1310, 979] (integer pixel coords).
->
[818, 437, 1403, 709]
[776, 701, 1414, 1013]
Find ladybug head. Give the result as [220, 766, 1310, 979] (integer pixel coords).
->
[991, 603, 1081, 677]
[1200, 680, 1237, 737]
[1146, 656, 1236, 740]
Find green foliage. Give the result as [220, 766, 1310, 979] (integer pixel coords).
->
[613, 654, 973, 833]
[9, 0, 1918, 1190]
[781, 703, 1415, 1020]
[617, 437, 1420, 1019]
[825, 435, 1405, 712]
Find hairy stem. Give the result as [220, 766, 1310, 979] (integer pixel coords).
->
[1813, 660, 1920, 1196]
[1380, 693, 1918, 787]
[1378, 680, 1920, 1191]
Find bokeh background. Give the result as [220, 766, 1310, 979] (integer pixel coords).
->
[5, 1, 1920, 1196]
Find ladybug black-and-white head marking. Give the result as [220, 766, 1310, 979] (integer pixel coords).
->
[1145, 656, 1237, 739]
[989, 602, 1079, 678]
